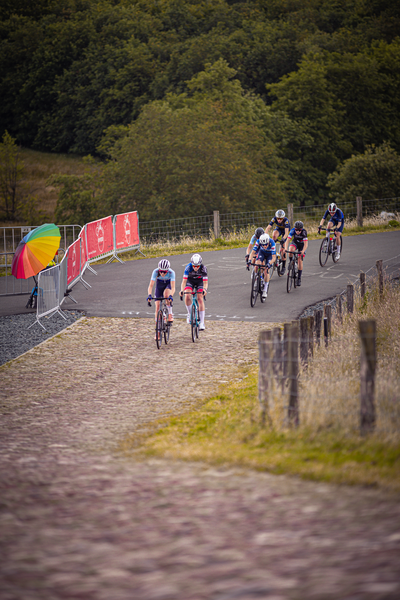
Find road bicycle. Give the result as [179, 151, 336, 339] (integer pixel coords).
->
[181, 289, 205, 342]
[286, 251, 302, 293]
[319, 227, 343, 266]
[250, 263, 270, 307]
[147, 296, 172, 349]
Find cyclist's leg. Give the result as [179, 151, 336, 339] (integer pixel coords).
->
[184, 283, 193, 322]
[163, 284, 173, 322]
[296, 242, 304, 285]
[196, 282, 206, 329]
[335, 221, 344, 252]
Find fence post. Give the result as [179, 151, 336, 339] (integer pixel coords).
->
[315, 309, 323, 346]
[272, 327, 282, 380]
[324, 304, 332, 339]
[376, 260, 383, 297]
[258, 330, 272, 425]
[288, 321, 299, 427]
[360, 271, 366, 299]
[213, 210, 220, 239]
[336, 294, 342, 323]
[282, 322, 290, 391]
[347, 284, 354, 313]
[359, 320, 376, 435]
[308, 315, 314, 360]
[288, 203, 294, 227]
[323, 317, 329, 347]
[356, 196, 363, 227]
[300, 317, 309, 368]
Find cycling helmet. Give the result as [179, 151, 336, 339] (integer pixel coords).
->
[158, 259, 170, 270]
[294, 221, 304, 230]
[328, 202, 337, 215]
[255, 227, 264, 239]
[259, 233, 270, 246]
[275, 209, 285, 219]
[191, 253, 202, 266]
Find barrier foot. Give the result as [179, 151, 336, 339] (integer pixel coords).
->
[79, 277, 92, 289]
[133, 248, 146, 257]
[105, 252, 124, 264]
[27, 317, 47, 331]
[86, 264, 97, 275]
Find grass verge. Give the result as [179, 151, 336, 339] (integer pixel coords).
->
[121, 367, 400, 493]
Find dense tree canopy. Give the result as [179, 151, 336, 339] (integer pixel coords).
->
[1, 0, 399, 217]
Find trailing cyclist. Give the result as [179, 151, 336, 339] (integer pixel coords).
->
[285, 221, 308, 287]
[245, 227, 264, 269]
[147, 259, 175, 326]
[249, 233, 276, 298]
[265, 209, 290, 275]
[179, 254, 208, 330]
[318, 203, 344, 258]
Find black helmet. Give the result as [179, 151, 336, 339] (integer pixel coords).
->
[294, 221, 303, 230]
[255, 227, 264, 239]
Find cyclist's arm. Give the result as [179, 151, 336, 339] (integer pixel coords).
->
[170, 281, 176, 295]
[148, 279, 155, 297]
[303, 240, 309, 255]
[265, 224, 272, 233]
[180, 276, 187, 295]
[246, 241, 253, 255]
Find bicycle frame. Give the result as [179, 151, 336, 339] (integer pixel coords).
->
[183, 290, 204, 342]
[250, 262, 270, 307]
[319, 227, 342, 266]
[286, 251, 302, 293]
[148, 296, 172, 349]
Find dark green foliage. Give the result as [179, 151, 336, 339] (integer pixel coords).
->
[1, 0, 400, 218]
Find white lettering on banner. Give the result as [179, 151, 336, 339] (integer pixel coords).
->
[72, 245, 76, 269]
[124, 214, 131, 246]
[96, 221, 105, 253]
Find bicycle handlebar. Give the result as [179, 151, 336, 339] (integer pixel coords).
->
[180, 290, 207, 301]
[319, 227, 338, 233]
[147, 296, 173, 307]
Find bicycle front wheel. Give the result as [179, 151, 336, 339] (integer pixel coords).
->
[319, 238, 329, 267]
[250, 270, 258, 307]
[164, 321, 170, 344]
[332, 235, 343, 263]
[191, 303, 198, 342]
[287, 262, 294, 293]
[156, 310, 163, 349]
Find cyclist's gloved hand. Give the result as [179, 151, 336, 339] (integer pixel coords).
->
[179, 291, 183, 301]
[147, 295, 152, 301]
[245, 253, 249, 261]
[169, 295, 173, 301]
[318, 226, 321, 234]
[302, 252, 306, 259]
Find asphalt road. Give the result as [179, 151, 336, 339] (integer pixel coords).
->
[1, 230, 399, 321]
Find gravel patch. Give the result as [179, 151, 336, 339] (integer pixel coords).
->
[0, 310, 84, 366]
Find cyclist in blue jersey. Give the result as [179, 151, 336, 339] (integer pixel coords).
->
[147, 259, 175, 327]
[285, 221, 308, 286]
[318, 203, 344, 258]
[249, 233, 276, 298]
[245, 227, 264, 269]
[265, 209, 291, 275]
[179, 253, 208, 330]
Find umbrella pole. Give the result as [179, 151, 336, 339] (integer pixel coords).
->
[25, 276, 38, 309]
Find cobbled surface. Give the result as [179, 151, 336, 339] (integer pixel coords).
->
[1, 317, 400, 600]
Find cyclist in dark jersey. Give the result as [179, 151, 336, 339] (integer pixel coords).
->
[285, 221, 308, 286]
[249, 233, 276, 298]
[265, 209, 291, 275]
[318, 203, 344, 258]
[179, 253, 208, 330]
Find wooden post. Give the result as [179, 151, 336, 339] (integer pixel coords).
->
[308, 315, 314, 360]
[258, 330, 272, 425]
[282, 322, 290, 391]
[300, 317, 309, 368]
[376, 260, 383, 297]
[272, 327, 282, 380]
[288, 203, 294, 228]
[213, 210, 220, 239]
[347, 284, 354, 313]
[324, 304, 332, 339]
[359, 320, 376, 435]
[356, 196, 363, 227]
[323, 317, 329, 347]
[288, 321, 299, 427]
[336, 294, 342, 323]
[360, 271, 366, 299]
[315, 309, 323, 346]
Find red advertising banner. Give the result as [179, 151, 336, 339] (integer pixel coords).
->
[67, 238, 81, 285]
[114, 211, 139, 250]
[86, 216, 114, 260]
[79, 225, 87, 270]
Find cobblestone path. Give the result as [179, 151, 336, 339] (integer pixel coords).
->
[1, 317, 400, 600]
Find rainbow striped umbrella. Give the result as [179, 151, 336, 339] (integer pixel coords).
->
[11, 223, 61, 279]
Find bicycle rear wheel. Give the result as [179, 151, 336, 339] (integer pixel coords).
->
[332, 235, 343, 263]
[319, 238, 329, 266]
[156, 310, 163, 349]
[164, 321, 170, 344]
[250, 270, 259, 307]
[260, 273, 266, 303]
[191, 303, 199, 342]
[287, 261, 294, 293]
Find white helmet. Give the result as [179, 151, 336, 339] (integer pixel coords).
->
[191, 253, 202, 266]
[328, 202, 337, 215]
[259, 233, 270, 246]
[275, 209, 285, 219]
[158, 259, 170, 270]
